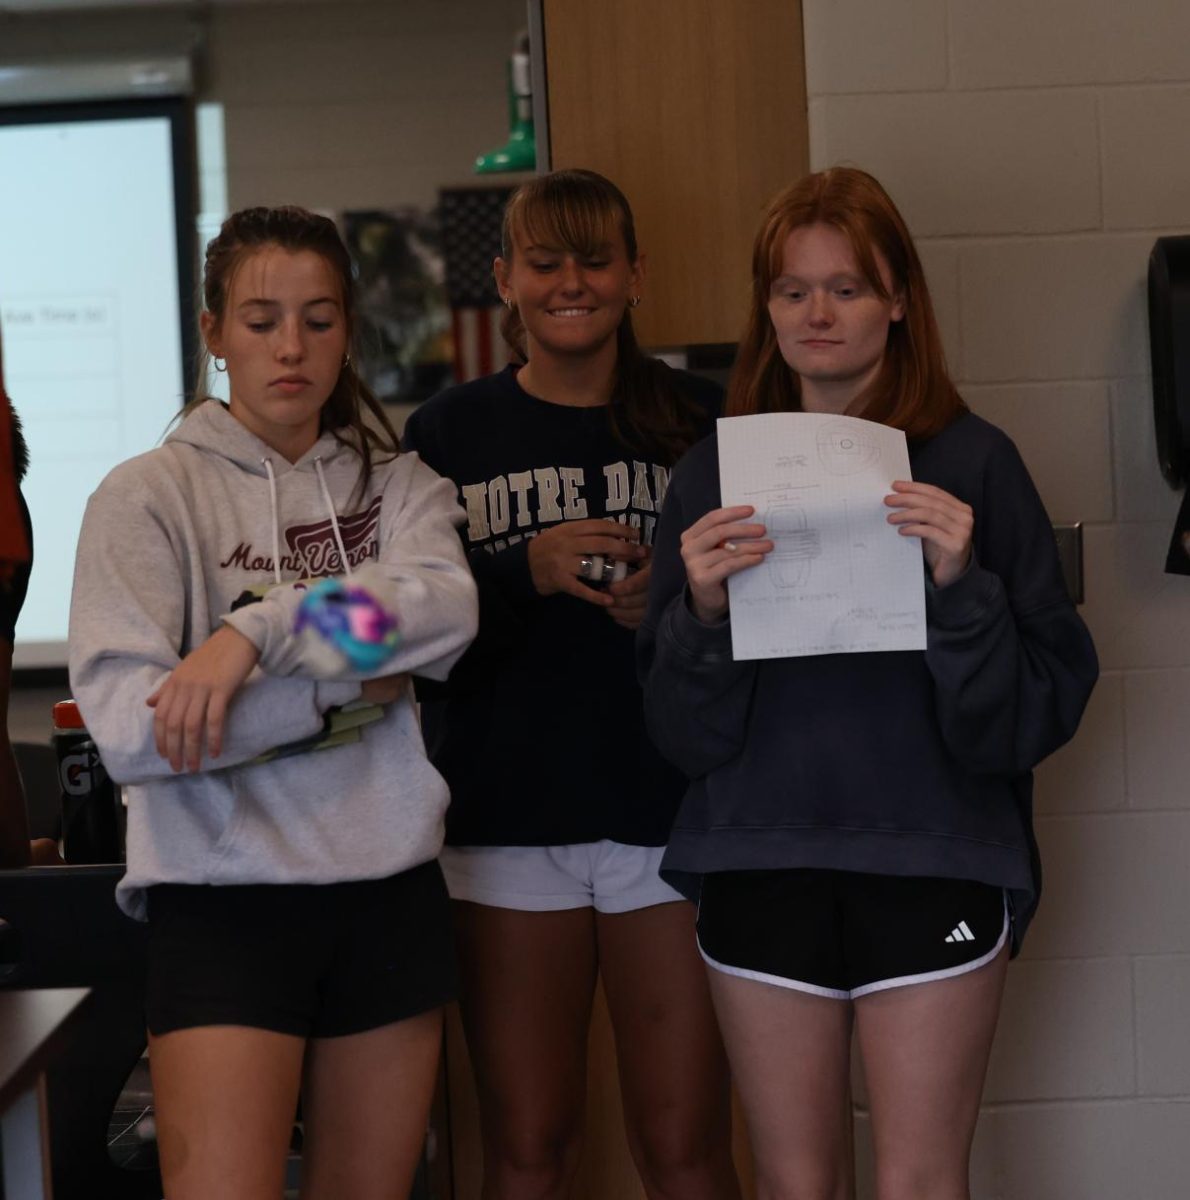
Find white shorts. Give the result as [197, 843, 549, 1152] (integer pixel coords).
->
[438, 841, 685, 914]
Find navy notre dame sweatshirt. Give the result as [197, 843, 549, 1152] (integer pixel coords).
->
[404, 363, 720, 847]
[637, 412, 1098, 949]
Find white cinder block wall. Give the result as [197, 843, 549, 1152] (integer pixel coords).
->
[802, 2, 1190, 1196]
[0, 0, 524, 215]
[203, 0, 527, 214]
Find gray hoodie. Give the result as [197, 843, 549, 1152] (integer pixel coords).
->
[69, 401, 478, 918]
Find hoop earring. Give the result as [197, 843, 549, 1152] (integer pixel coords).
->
[502, 295, 514, 309]
[213, 357, 227, 373]
[628, 296, 641, 308]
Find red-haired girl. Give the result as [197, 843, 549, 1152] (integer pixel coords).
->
[640, 168, 1098, 1200]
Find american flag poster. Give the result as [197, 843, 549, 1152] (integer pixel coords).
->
[439, 184, 516, 383]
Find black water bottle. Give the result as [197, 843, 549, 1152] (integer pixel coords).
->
[53, 700, 121, 864]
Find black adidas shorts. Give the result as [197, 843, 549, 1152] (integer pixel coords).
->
[145, 861, 457, 1038]
[696, 868, 1007, 1000]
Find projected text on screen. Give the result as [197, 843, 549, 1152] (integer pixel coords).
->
[0, 111, 186, 667]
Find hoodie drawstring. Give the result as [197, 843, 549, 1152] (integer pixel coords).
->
[262, 458, 283, 585]
[314, 456, 353, 577]
[260, 455, 353, 580]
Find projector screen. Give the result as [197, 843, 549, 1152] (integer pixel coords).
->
[0, 98, 196, 669]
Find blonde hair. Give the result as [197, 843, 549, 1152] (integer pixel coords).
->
[500, 169, 704, 464]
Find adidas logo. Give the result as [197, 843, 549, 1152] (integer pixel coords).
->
[945, 921, 975, 944]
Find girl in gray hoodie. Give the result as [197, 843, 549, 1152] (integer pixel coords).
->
[69, 206, 477, 1200]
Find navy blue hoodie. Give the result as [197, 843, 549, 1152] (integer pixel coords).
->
[637, 412, 1098, 949]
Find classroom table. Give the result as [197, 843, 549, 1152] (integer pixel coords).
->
[0, 988, 89, 1200]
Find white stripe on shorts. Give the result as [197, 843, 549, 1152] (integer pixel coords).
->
[698, 894, 1009, 1002]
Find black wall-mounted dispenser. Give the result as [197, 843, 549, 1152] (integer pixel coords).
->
[1148, 235, 1190, 488]
[1149, 235, 1190, 574]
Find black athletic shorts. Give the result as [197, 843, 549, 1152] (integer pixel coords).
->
[696, 868, 1008, 1000]
[145, 861, 457, 1038]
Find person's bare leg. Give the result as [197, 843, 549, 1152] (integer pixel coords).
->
[299, 1008, 443, 1200]
[855, 945, 1008, 1200]
[148, 1025, 304, 1200]
[707, 969, 852, 1200]
[454, 901, 599, 1200]
[597, 902, 740, 1199]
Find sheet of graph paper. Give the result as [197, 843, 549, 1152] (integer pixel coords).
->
[717, 413, 926, 660]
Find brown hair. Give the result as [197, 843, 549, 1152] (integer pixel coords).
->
[500, 169, 704, 464]
[190, 206, 399, 484]
[728, 167, 965, 439]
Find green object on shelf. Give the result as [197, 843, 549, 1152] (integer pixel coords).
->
[475, 38, 536, 175]
[475, 124, 536, 174]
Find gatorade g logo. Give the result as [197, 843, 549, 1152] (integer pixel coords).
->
[60, 746, 108, 797]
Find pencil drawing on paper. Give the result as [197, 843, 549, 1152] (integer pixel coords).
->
[717, 411, 926, 660]
[766, 504, 823, 588]
[817, 421, 882, 475]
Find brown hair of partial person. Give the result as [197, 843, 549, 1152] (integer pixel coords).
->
[499, 169, 705, 464]
[728, 167, 966, 439]
[187, 206, 400, 483]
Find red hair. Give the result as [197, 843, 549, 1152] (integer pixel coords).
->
[727, 167, 964, 439]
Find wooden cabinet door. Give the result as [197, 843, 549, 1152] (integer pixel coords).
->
[541, 0, 809, 348]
